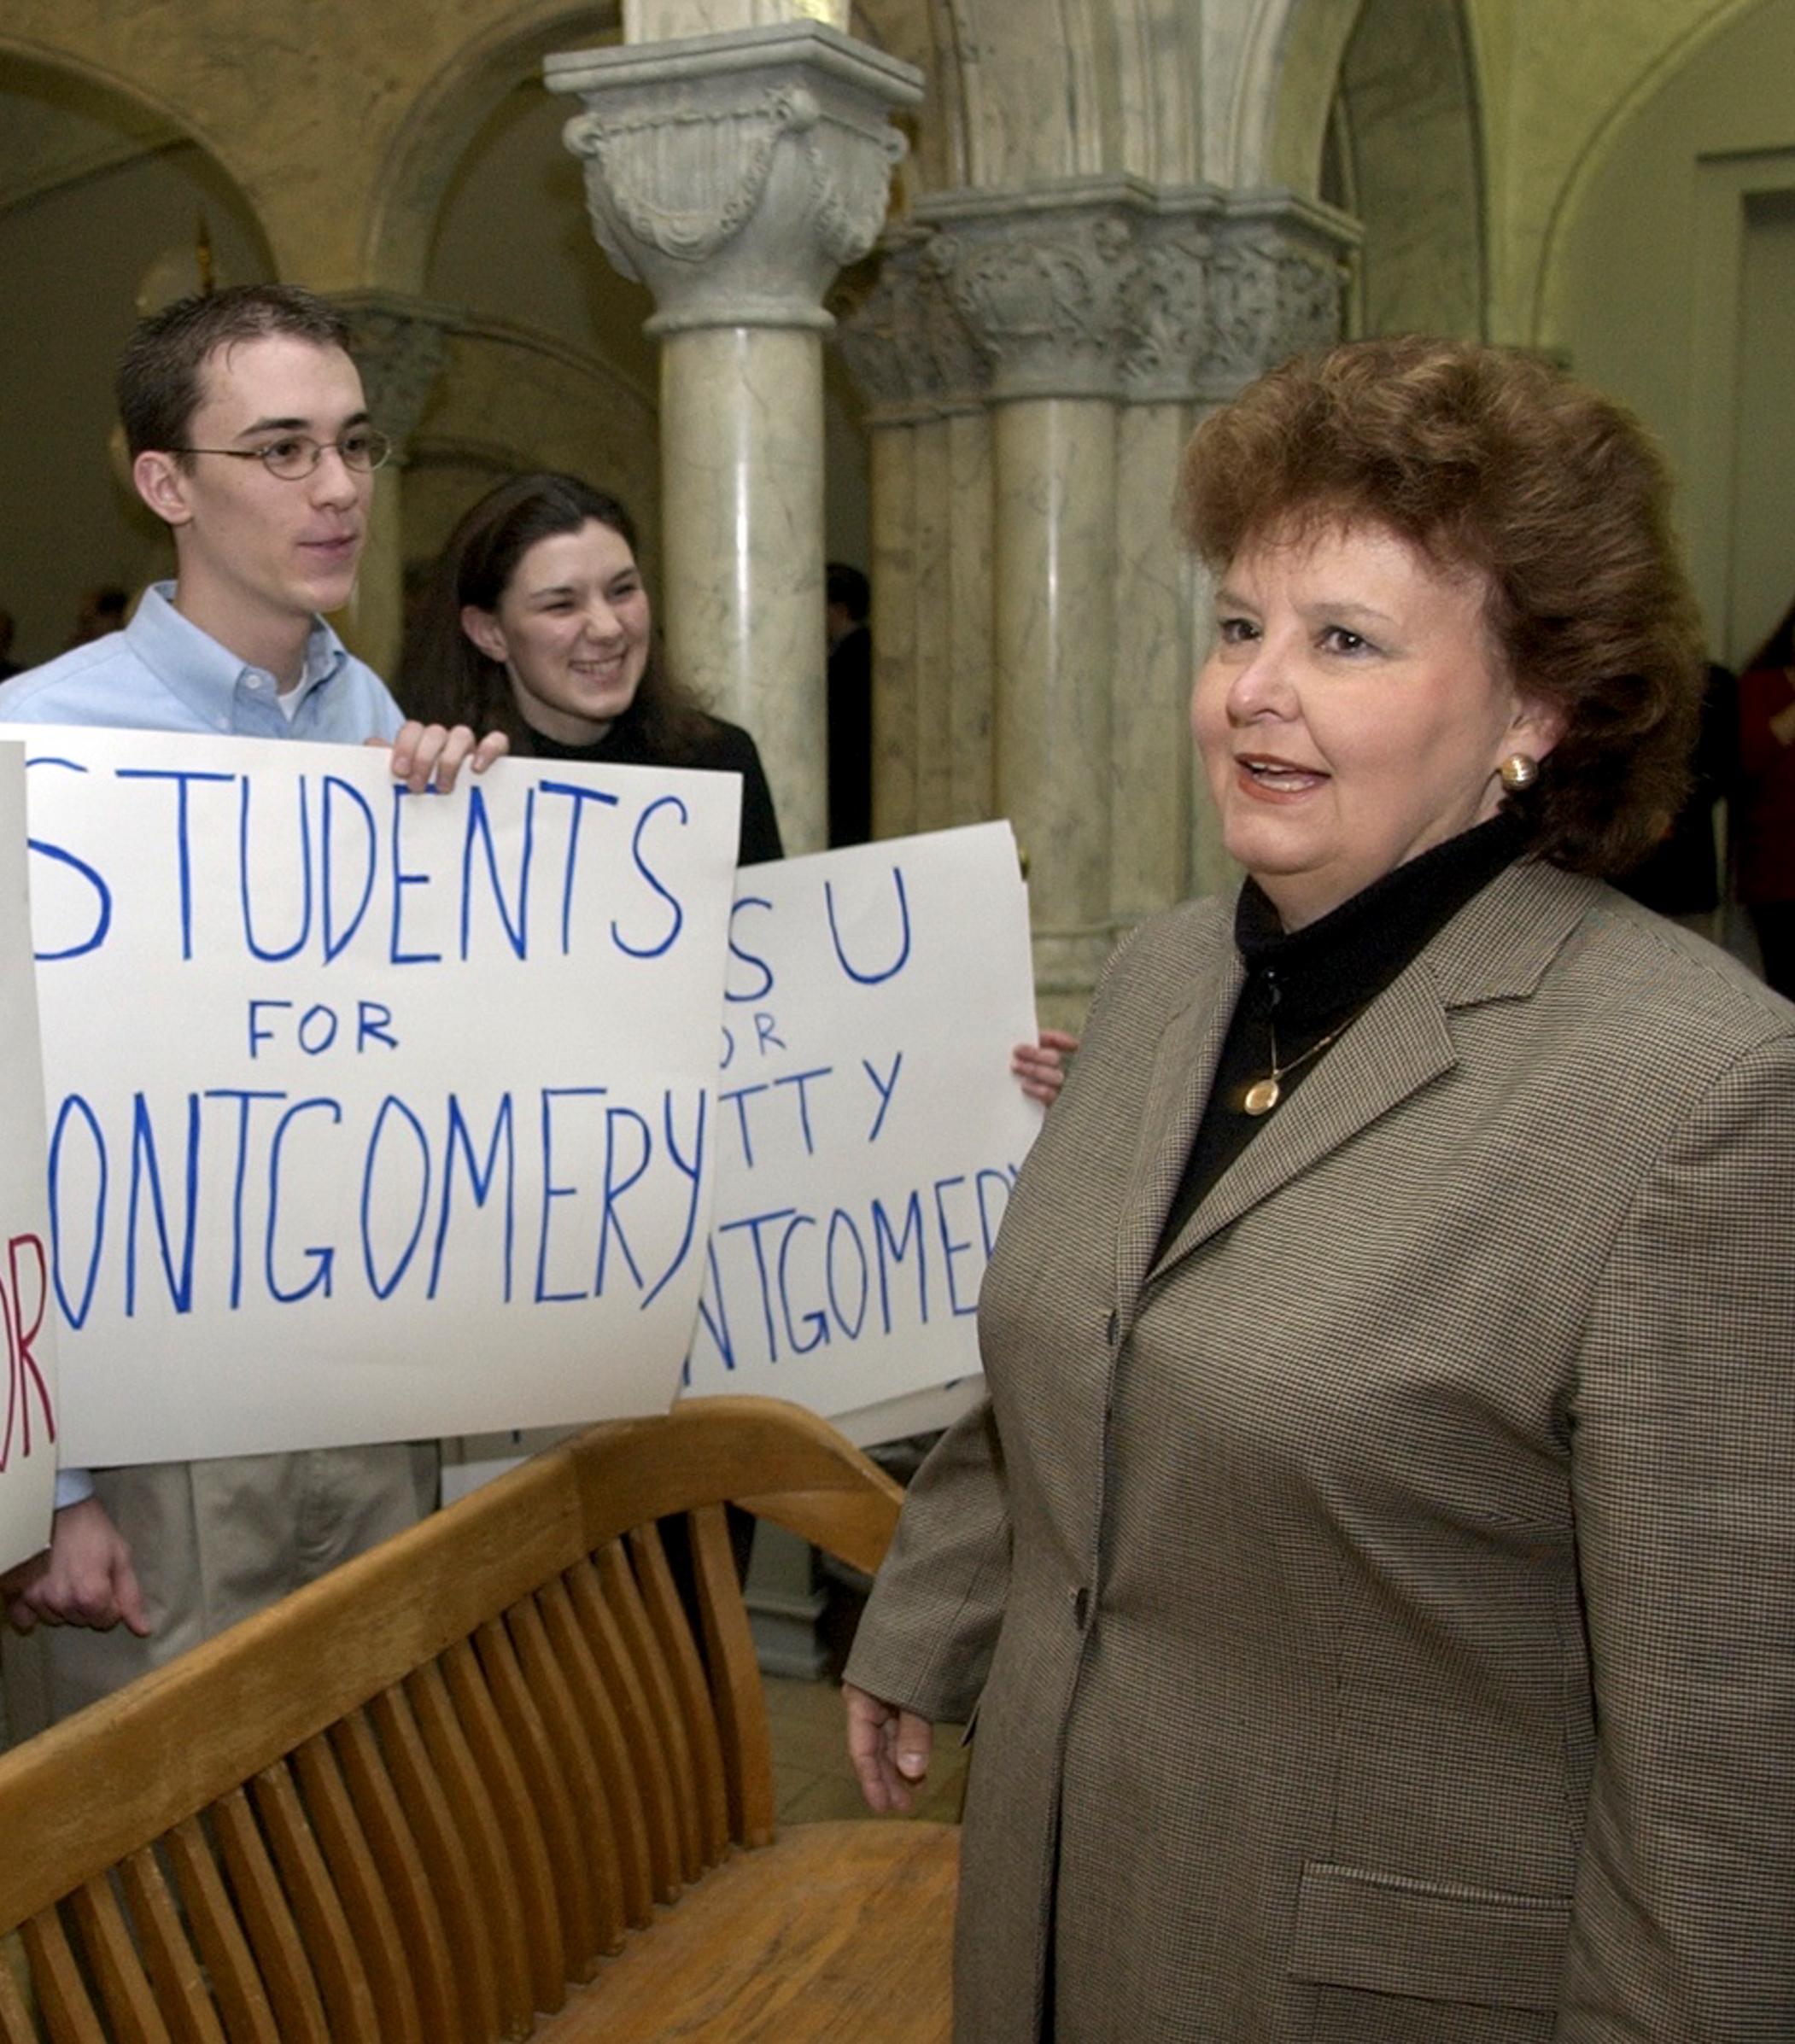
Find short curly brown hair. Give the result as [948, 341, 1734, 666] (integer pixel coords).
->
[1178, 336, 1705, 875]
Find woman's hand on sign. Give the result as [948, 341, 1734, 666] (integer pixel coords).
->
[844, 1680, 934, 1813]
[1012, 1029, 1080, 1107]
[1, 1497, 150, 1637]
[373, 721, 510, 795]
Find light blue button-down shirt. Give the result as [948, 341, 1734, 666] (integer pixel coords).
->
[0, 581, 405, 744]
[0, 584, 406, 1507]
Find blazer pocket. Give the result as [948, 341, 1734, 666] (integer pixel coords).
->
[1288, 1860, 1570, 2012]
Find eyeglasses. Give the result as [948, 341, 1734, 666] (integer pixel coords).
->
[170, 427, 393, 481]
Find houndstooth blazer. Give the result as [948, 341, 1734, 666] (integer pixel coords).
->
[846, 858, 1795, 2044]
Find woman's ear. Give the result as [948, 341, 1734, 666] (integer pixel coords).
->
[1511, 692, 1565, 763]
[460, 604, 509, 667]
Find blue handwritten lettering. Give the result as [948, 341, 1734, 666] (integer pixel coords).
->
[27, 760, 111, 961]
[238, 774, 313, 962]
[871, 1191, 927, 1334]
[266, 1099, 342, 1303]
[460, 784, 534, 961]
[826, 866, 912, 984]
[538, 780, 620, 955]
[862, 1053, 903, 1142]
[321, 775, 377, 962]
[126, 1092, 199, 1317]
[48, 1094, 107, 1328]
[726, 896, 775, 1002]
[614, 795, 686, 960]
[360, 1095, 433, 1299]
[430, 1094, 517, 1304]
[388, 789, 441, 967]
[116, 767, 233, 961]
[535, 1087, 607, 1304]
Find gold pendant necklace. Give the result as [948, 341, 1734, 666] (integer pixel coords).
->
[1242, 1016, 1352, 1117]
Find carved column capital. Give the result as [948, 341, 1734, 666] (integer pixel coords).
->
[891, 183, 1355, 408]
[910, 180, 1157, 403]
[832, 229, 989, 423]
[334, 291, 455, 458]
[1191, 196, 1355, 400]
[547, 20, 921, 335]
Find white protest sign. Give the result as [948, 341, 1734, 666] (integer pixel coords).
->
[685, 821, 1040, 1416]
[0, 748, 58, 1573]
[20, 730, 739, 1465]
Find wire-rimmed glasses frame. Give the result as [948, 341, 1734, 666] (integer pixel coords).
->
[167, 426, 393, 482]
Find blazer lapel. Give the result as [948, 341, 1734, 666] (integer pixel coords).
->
[1112, 940, 1243, 1322]
[1154, 969, 1457, 1272]
[1143, 859, 1603, 1281]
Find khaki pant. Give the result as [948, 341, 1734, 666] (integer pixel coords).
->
[3, 1442, 436, 1739]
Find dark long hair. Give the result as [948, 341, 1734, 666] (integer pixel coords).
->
[399, 471, 710, 757]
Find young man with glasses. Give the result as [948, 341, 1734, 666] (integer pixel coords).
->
[0, 283, 504, 1729]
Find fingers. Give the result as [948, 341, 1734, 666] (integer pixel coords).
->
[1011, 1028, 1082, 1105]
[6, 1498, 151, 1634]
[2, 1558, 45, 1634]
[844, 1683, 934, 1814]
[114, 1563, 152, 1638]
[845, 1682, 903, 1811]
[894, 1708, 933, 1786]
[383, 723, 508, 795]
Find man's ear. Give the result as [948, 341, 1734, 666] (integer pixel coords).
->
[460, 604, 510, 667]
[133, 451, 195, 531]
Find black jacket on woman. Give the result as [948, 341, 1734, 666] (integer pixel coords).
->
[516, 707, 784, 867]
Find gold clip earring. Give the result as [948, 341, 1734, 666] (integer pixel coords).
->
[1499, 753, 1539, 792]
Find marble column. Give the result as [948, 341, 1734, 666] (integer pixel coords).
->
[915, 186, 1142, 1007]
[547, 23, 922, 854]
[834, 229, 994, 839]
[841, 187, 1353, 1019]
[334, 294, 453, 686]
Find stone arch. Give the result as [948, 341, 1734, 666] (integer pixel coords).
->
[1533, 0, 1775, 347]
[860, 0, 1203, 194]
[1538, 0, 1795, 659]
[0, 44, 276, 663]
[364, 0, 623, 295]
[0, 39, 266, 219]
[1230, 0, 1365, 193]
[1324, 0, 1483, 337]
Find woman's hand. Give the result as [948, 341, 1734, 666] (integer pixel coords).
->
[845, 1679, 935, 1813]
[1012, 1028, 1080, 1107]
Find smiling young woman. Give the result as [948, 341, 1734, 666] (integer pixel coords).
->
[401, 473, 783, 867]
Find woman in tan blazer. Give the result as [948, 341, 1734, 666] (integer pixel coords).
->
[844, 337, 1795, 2042]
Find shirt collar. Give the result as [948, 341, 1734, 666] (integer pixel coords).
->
[126, 582, 348, 727]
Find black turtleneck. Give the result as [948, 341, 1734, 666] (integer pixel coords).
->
[522, 710, 785, 867]
[1155, 814, 1527, 1255]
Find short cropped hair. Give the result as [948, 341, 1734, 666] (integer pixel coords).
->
[1178, 336, 1706, 876]
[117, 284, 353, 461]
